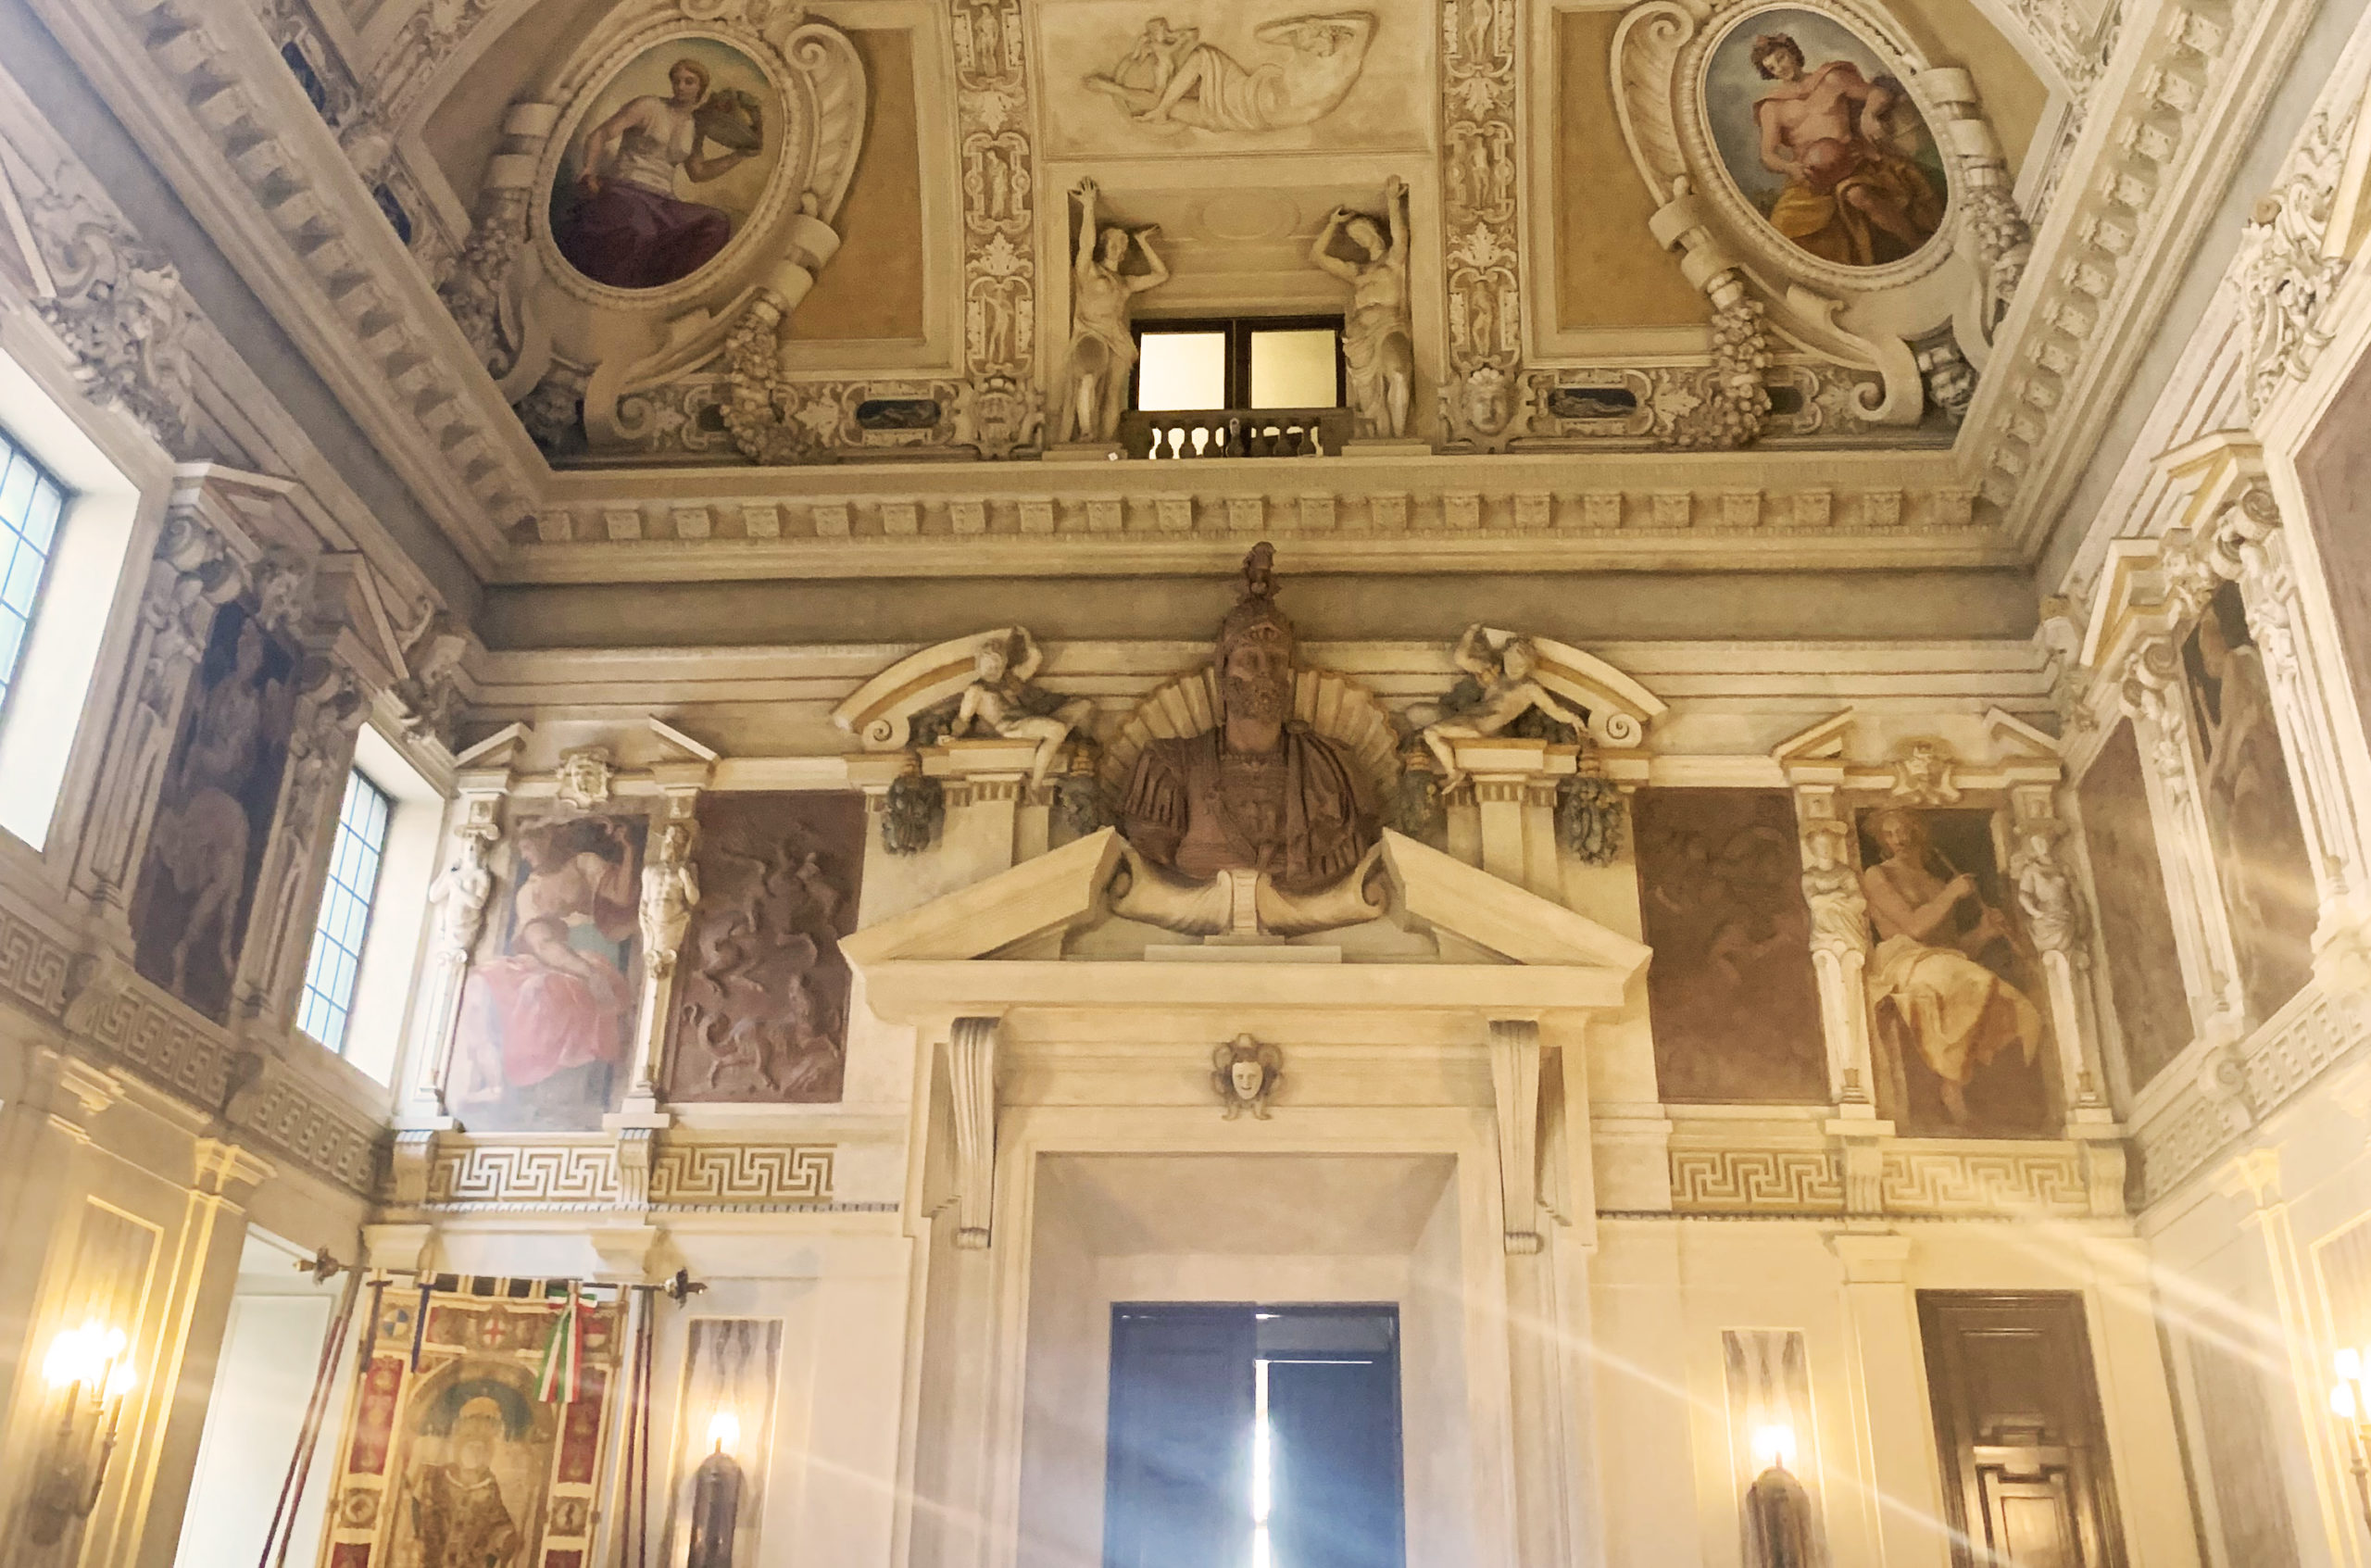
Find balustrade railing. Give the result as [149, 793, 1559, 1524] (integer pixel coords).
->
[1119, 408, 1352, 459]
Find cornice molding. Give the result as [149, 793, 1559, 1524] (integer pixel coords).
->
[22, 0, 539, 575]
[1966, 0, 2322, 555]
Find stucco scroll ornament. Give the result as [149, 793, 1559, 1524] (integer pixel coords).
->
[2118, 639, 2197, 811]
[21, 183, 197, 449]
[1212, 1035, 1283, 1119]
[2238, 105, 2354, 417]
[392, 606, 468, 749]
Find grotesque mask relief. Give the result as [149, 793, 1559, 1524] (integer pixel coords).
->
[1212, 1034, 1284, 1118]
[1110, 545, 1386, 938]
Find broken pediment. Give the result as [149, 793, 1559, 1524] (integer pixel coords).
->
[839, 826, 1649, 1023]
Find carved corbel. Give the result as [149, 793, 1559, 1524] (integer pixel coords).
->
[388, 1126, 440, 1208]
[950, 1016, 1001, 1248]
[1488, 1019, 1543, 1254]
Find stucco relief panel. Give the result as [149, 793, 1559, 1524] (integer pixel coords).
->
[1034, 0, 1434, 157]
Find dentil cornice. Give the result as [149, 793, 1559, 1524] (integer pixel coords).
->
[21, 0, 542, 576]
[1965, 0, 2324, 556]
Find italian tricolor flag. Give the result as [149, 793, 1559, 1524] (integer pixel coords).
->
[536, 1283, 586, 1403]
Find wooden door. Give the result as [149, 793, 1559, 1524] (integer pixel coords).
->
[1917, 1291, 2127, 1568]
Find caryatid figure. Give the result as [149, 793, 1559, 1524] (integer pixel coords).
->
[1054, 178, 1169, 443]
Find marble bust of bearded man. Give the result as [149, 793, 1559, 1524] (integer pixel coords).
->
[1120, 543, 1377, 894]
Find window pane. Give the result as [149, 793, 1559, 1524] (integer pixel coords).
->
[295, 769, 394, 1055]
[0, 427, 67, 722]
[1136, 331, 1228, 410]
[1248, 329, 1339, 408]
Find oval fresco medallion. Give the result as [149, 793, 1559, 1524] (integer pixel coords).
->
[548, 36, 784, 292]
[1701, 7, 1948, 270]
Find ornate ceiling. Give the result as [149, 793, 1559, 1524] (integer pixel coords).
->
[0, 0, 2337, 594]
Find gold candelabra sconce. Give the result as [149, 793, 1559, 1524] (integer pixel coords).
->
[27, 1321, 136, 1546]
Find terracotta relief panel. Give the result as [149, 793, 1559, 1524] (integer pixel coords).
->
[1856, 806, 2055, 1135]
[451, 813, 648, 1131]
[2182, 580, 2316, 1022]
[2074, 721, 2192, 1093]
[1634, 789, 1826, 1103]
[130, 601, 300, 1022]
[663, 792, 865, 1104]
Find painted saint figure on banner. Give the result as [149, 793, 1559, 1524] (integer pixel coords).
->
[1858, 807, 2053, 1134]
[1704, 12, 1946, 269]
[452, 815, 645, 1131]
[406, 1398, 523, 1568]
[392, 1372, 552, 1568]
[130, 602, 298, 1021]
[551, 44, 773, 290]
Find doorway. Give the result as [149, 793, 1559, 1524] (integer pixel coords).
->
[1103, 1303, 1405, 1568]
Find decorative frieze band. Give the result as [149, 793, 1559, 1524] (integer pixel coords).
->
[1669, 1138, 2102, 1218]
[417, 1135, 840, 1210]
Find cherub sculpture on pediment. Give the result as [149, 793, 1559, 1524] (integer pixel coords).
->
[951, 626, 1098, 786]
[1421, 625, 1592, 788]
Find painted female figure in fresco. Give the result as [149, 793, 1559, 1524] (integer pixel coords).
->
[1749, 32, 1942, 267]
[556, 56, 760, 289]
[1861, 808, 2043, 1127]
[452, 816, 643, 1129]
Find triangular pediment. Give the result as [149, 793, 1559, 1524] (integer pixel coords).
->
[840, 830, 1648, 1023]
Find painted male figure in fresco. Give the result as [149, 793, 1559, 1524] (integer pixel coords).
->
[1750, 31, 1942, 267]
[1861, 808, 2044, 1126]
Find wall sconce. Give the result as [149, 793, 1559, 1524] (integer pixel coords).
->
[2329, 1348, 2371, 1530]
[27, 1322, 136, 1545]
[687, 1411, 745, 1568]
[1743, 1422, 1818, 1568]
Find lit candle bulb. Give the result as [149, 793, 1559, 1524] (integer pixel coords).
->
[687, 1411, 745, 1568]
